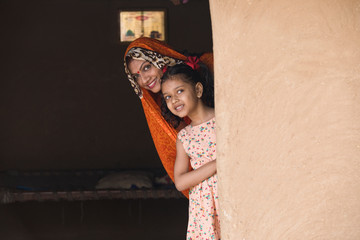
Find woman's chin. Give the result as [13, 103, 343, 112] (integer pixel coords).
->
[147, 84, 161, 93]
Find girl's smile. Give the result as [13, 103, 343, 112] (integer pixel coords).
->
[174, 104, 184, 112]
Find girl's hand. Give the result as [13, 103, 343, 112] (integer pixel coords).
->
[204, 159, 217, 173]
[174, 139, 217, 191]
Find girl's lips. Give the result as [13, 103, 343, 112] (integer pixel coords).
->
[175, 104, 184, 111]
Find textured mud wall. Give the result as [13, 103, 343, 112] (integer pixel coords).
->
[209, 0, 360, 239]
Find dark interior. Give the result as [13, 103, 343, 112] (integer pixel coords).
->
[0, 0, 213, 239]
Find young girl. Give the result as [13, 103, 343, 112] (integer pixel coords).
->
[161, 59, 220, 240]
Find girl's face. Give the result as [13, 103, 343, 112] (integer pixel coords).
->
[162, 76, 201, 119]
[128, 59, 163, 93]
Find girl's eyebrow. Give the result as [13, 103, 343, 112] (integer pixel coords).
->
[162, 85, 184, 95]
[174, 85, 185, 90]
[162, 90, 169, 95]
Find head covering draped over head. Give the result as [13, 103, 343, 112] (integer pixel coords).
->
[124, 37, 213, 198]
[124, 37, 187, 98]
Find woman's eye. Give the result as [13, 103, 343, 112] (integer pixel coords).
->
[143, 64, 151, 71]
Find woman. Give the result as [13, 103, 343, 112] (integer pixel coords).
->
[124, 37, 213, 197]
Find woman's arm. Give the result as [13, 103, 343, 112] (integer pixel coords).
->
[174, 138, 217, 192]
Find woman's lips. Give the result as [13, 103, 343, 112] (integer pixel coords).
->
[147, 79, 157, 89]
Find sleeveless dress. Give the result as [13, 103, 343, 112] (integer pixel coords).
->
[178, 117, 221, 240]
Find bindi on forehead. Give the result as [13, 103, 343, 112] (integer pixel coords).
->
[128, 59, 147, 75]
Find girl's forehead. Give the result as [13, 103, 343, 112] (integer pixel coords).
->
[162, 75, 192, 89]
[166, 75, 186, 84]
[169, 74, 194, 85]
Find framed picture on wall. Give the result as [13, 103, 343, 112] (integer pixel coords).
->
[119, 10, 166, 42]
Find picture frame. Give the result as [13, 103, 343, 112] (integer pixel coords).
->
[119, 10, 166, 42]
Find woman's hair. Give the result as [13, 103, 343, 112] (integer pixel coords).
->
[160, 62, 214, 128]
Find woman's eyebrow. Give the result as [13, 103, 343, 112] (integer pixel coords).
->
[138, 61, 147, 72]
[131, 61, 148, 75]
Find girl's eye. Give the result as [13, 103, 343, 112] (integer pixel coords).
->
[164, 95, 171, 101]
[177, 89, 183, 94]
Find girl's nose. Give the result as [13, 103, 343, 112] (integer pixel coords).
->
[172, 96, 178, 104]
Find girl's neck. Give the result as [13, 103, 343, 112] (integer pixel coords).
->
[189, 105, 215, 127]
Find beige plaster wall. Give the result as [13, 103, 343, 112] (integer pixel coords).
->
[209, 0, 360, 239]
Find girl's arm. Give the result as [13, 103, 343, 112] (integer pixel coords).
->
[174, 138, 217, 192]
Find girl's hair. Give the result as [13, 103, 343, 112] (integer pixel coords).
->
[161, 62, 214, 128]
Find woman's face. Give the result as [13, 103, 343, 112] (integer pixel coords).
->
[128, 59, 163, 93]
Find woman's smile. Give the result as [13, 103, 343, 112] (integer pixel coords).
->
[147, 78, 159, 89]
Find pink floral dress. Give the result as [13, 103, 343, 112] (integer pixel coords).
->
[178, 117, 221, 240]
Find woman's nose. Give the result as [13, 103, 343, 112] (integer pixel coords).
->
[141, 71, 151, 81]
